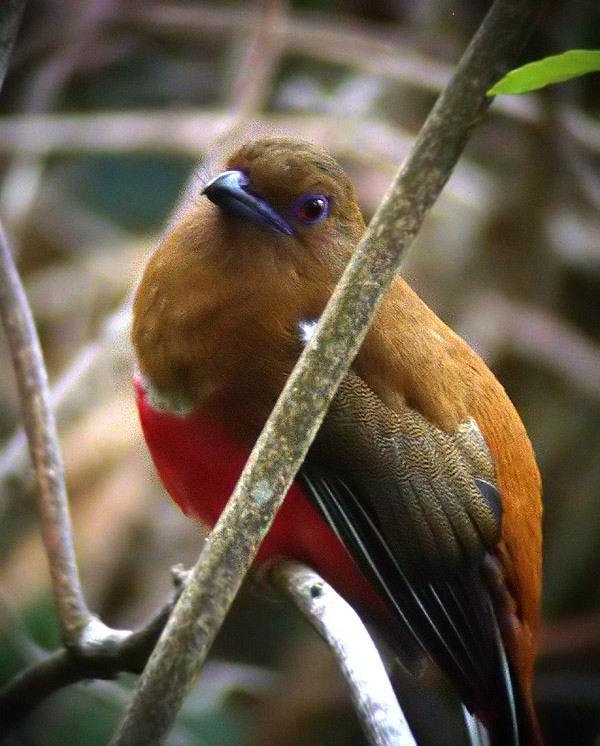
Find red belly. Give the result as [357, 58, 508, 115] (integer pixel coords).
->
[134, 376, 383, 613]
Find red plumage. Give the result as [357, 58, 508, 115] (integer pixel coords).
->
[134, 374, 384, 614]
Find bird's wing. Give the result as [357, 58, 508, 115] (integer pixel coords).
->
[300, 371, 519, 741]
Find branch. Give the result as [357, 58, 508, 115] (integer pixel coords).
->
[0, 0, 97, 647]
[110, 1, 543, 744]
[271, 562, 417, 746]
[0, 593, 177, 733]
[0, 223, 93, 643]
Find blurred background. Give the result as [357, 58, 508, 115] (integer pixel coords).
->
[0, 1, 599, 744]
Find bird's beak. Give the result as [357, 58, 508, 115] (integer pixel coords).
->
[202, 170, 295, 236]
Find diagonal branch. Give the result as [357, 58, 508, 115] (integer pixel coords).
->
[110, 1, 544, 744]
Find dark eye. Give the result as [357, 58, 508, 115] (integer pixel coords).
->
[294, 194, 329, 225]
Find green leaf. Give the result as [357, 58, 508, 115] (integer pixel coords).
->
[488, 49, 600, 95]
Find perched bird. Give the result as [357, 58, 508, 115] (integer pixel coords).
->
[132, 137, 543, 745]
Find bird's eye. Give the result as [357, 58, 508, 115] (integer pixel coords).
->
[293, 194, 329, 225]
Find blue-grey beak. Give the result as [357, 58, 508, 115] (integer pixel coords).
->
[202, 170, 294, 237]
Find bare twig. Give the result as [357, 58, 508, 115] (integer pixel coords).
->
[0, 235, 172, 734]
[110, 2, 543, 744]
[0, 222, 93, 644]
[0, 594, 176, 732]
[271, 561, 417, 746]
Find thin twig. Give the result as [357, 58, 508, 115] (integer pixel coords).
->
[271, 561, 417, 746]
[0, 222, 93, 644]
[110, 2, 543, 744]
[0, 594, 176, 733]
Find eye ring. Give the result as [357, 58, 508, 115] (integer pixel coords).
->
[293, 194, 329, 225]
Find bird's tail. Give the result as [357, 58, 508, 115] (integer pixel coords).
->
[478, 641, 543, 746]
[464, 706, 491, 746]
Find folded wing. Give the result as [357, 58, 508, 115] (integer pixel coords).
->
[300, 372, 520, 743]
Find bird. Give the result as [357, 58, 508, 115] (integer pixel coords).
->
[132, 137, 543, 745]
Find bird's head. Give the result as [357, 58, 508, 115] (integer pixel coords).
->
[201, 137, 365, 276]
[133, 137, 366, 415]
